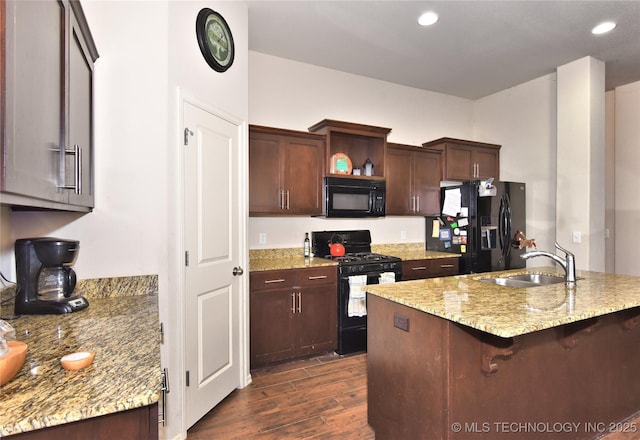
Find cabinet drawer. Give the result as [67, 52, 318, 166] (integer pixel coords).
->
[430, 258, 459, 277]
[295, 266, 337, 287]
[250, 269, 295, 291]
[402, 260, 432, 281]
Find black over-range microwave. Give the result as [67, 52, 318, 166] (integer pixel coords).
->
[324, 176, 386, 217]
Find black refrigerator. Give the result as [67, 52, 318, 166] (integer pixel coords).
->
[426, 180, 527, 274]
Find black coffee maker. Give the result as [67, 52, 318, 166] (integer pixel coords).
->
[14, 238, 89, 315]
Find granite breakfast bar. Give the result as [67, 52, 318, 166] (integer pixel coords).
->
[365, 268, 640, 440]
[0, 276, 162, 439]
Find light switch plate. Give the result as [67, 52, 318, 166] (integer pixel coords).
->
[572, 231, 581, 243]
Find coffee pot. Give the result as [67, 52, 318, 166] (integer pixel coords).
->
[37, 266, 77, 301]
[14, 238, 88, 315]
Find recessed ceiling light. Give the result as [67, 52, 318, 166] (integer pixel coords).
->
[592, 21, 616, 35]
[418, 11, 439, 27]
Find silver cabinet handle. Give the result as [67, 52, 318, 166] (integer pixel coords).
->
[416, 195, 420, 212]
[411, 266, 428, 271]
[307, 275, 328, 280]
[285, 190, 290, 210]
[76, 145, 82, 195]
[439, 264, 455, 268]
[59, 144, 81, 194]
[280, 189, 285, 210]
[159, 367, 170, 426]
[264, 278, 285, 284]
[291, 292, 296, 313]
[297, 292, 302, 313]
[232, 266, 244, 276]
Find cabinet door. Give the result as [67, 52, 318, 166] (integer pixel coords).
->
[250, 288, 297, 368]
[2, 0, 66, 203]
[385, 147, 413, 215]
[249, 132, 283, 214]
[296, 284, 337, 355]
[442, 145, 474, 181]
[67, 14, 95, 208]
[413, 150, 441, 215]
[283, 136, 324, 215]
[473, 148, 500, 180]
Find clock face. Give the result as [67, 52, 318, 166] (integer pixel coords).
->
[196, 9, 235, 72]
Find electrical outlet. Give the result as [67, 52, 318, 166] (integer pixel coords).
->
[400, 230, 407, 241]
[259, 233, 267, 245]
[393, 312, 410, 332]
[572, 231, 581, 243]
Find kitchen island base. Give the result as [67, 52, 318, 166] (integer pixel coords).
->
[6, 403, 158, 440]
[367, 294, 640, 440]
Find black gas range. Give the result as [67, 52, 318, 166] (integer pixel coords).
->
[312, 230, 402, 354]
[322, 252, 402, 275]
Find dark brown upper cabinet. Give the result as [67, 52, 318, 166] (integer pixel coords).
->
[308, 119, 391, 180]
[422, 137, 500, 182]
[249, 125, 325, 216]
[386, 143, 441, 216]
[1, 0, 98, 211]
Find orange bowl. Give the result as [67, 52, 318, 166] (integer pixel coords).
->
[0, 340, 28, 386]
[60, 351, 95, 371]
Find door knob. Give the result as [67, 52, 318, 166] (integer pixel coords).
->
[232, 266, 244, 276]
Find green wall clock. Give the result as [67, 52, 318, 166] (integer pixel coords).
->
[196, 8, 235, 72]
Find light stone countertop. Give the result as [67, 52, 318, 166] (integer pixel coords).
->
[365, 268, 640, 338]
[250, 256, 339, 272]
[0, 276, 160, 437]
[249, 243, 460, 272]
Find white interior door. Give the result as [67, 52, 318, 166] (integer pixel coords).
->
[183, 100, 243, 429]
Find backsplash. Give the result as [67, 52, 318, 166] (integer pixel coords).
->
[250, 243, 425, 260]
[0, 274, 158, 318]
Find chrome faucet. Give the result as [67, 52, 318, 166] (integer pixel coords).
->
[520, 242, 576, 287]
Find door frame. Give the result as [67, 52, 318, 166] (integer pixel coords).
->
[176, 89, 251, 436]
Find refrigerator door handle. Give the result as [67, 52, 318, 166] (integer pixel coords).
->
[504, 195, 513, 257]
[499, 194, 512, 258]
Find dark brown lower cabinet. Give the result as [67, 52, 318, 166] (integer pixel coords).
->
[9, 403, 158, 440]
[402, 257, 459, 281]
[250, 266, 338, 368]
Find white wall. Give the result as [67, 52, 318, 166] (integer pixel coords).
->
[473, 74, 557, 259]
[557, 57, 606, 272]
[605, 90, 616, 274]
[614, 81, 640, 276]
[249, 52, 474, 144]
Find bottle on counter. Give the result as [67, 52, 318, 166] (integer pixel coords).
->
[304, 233, 311, 257]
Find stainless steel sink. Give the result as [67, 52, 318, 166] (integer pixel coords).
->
[476, 273, 566, 288]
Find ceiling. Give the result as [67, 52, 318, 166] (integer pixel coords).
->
[247, 1, 640, 100]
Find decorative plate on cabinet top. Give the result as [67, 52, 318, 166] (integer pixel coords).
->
[330, 153, 352, 174]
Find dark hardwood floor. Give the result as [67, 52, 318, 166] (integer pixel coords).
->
[187, 352, 372, 439]
[186, 352, 640, 439]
